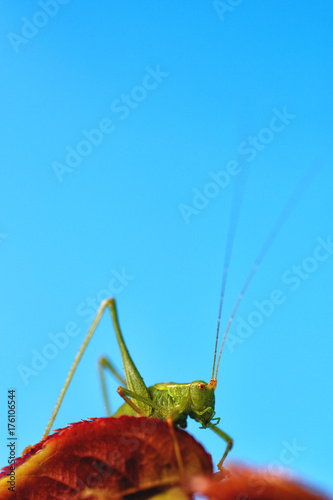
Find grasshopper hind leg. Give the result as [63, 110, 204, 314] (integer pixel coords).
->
[98, 356, 126, 416]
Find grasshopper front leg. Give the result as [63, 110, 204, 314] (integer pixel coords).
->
[209, 424, 233, 469]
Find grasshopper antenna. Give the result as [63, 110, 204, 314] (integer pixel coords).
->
[211, 172, 246, 382]
[213, 158, 324, 383]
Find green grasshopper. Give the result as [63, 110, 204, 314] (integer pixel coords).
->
[43, 297, 233, 469]
[43, 164, 318, 470]
[43, 207, 275, 469]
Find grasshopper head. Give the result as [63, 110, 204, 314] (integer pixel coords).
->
[189, 380, 216, 427]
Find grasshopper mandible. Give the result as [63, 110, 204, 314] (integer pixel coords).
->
[43, 163, 319, 470]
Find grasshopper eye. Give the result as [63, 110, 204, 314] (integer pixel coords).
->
[197, 383, 205, 390]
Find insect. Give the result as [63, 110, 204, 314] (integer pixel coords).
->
[42, 163, 319, 471]
[43, 295, 233, 470]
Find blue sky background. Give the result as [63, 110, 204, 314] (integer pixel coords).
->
[1, 0, 333, 494]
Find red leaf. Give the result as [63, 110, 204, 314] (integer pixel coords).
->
[188, 463, 332, 500]
[1, 419, 331, 499]
[0, 416, 212, 499]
